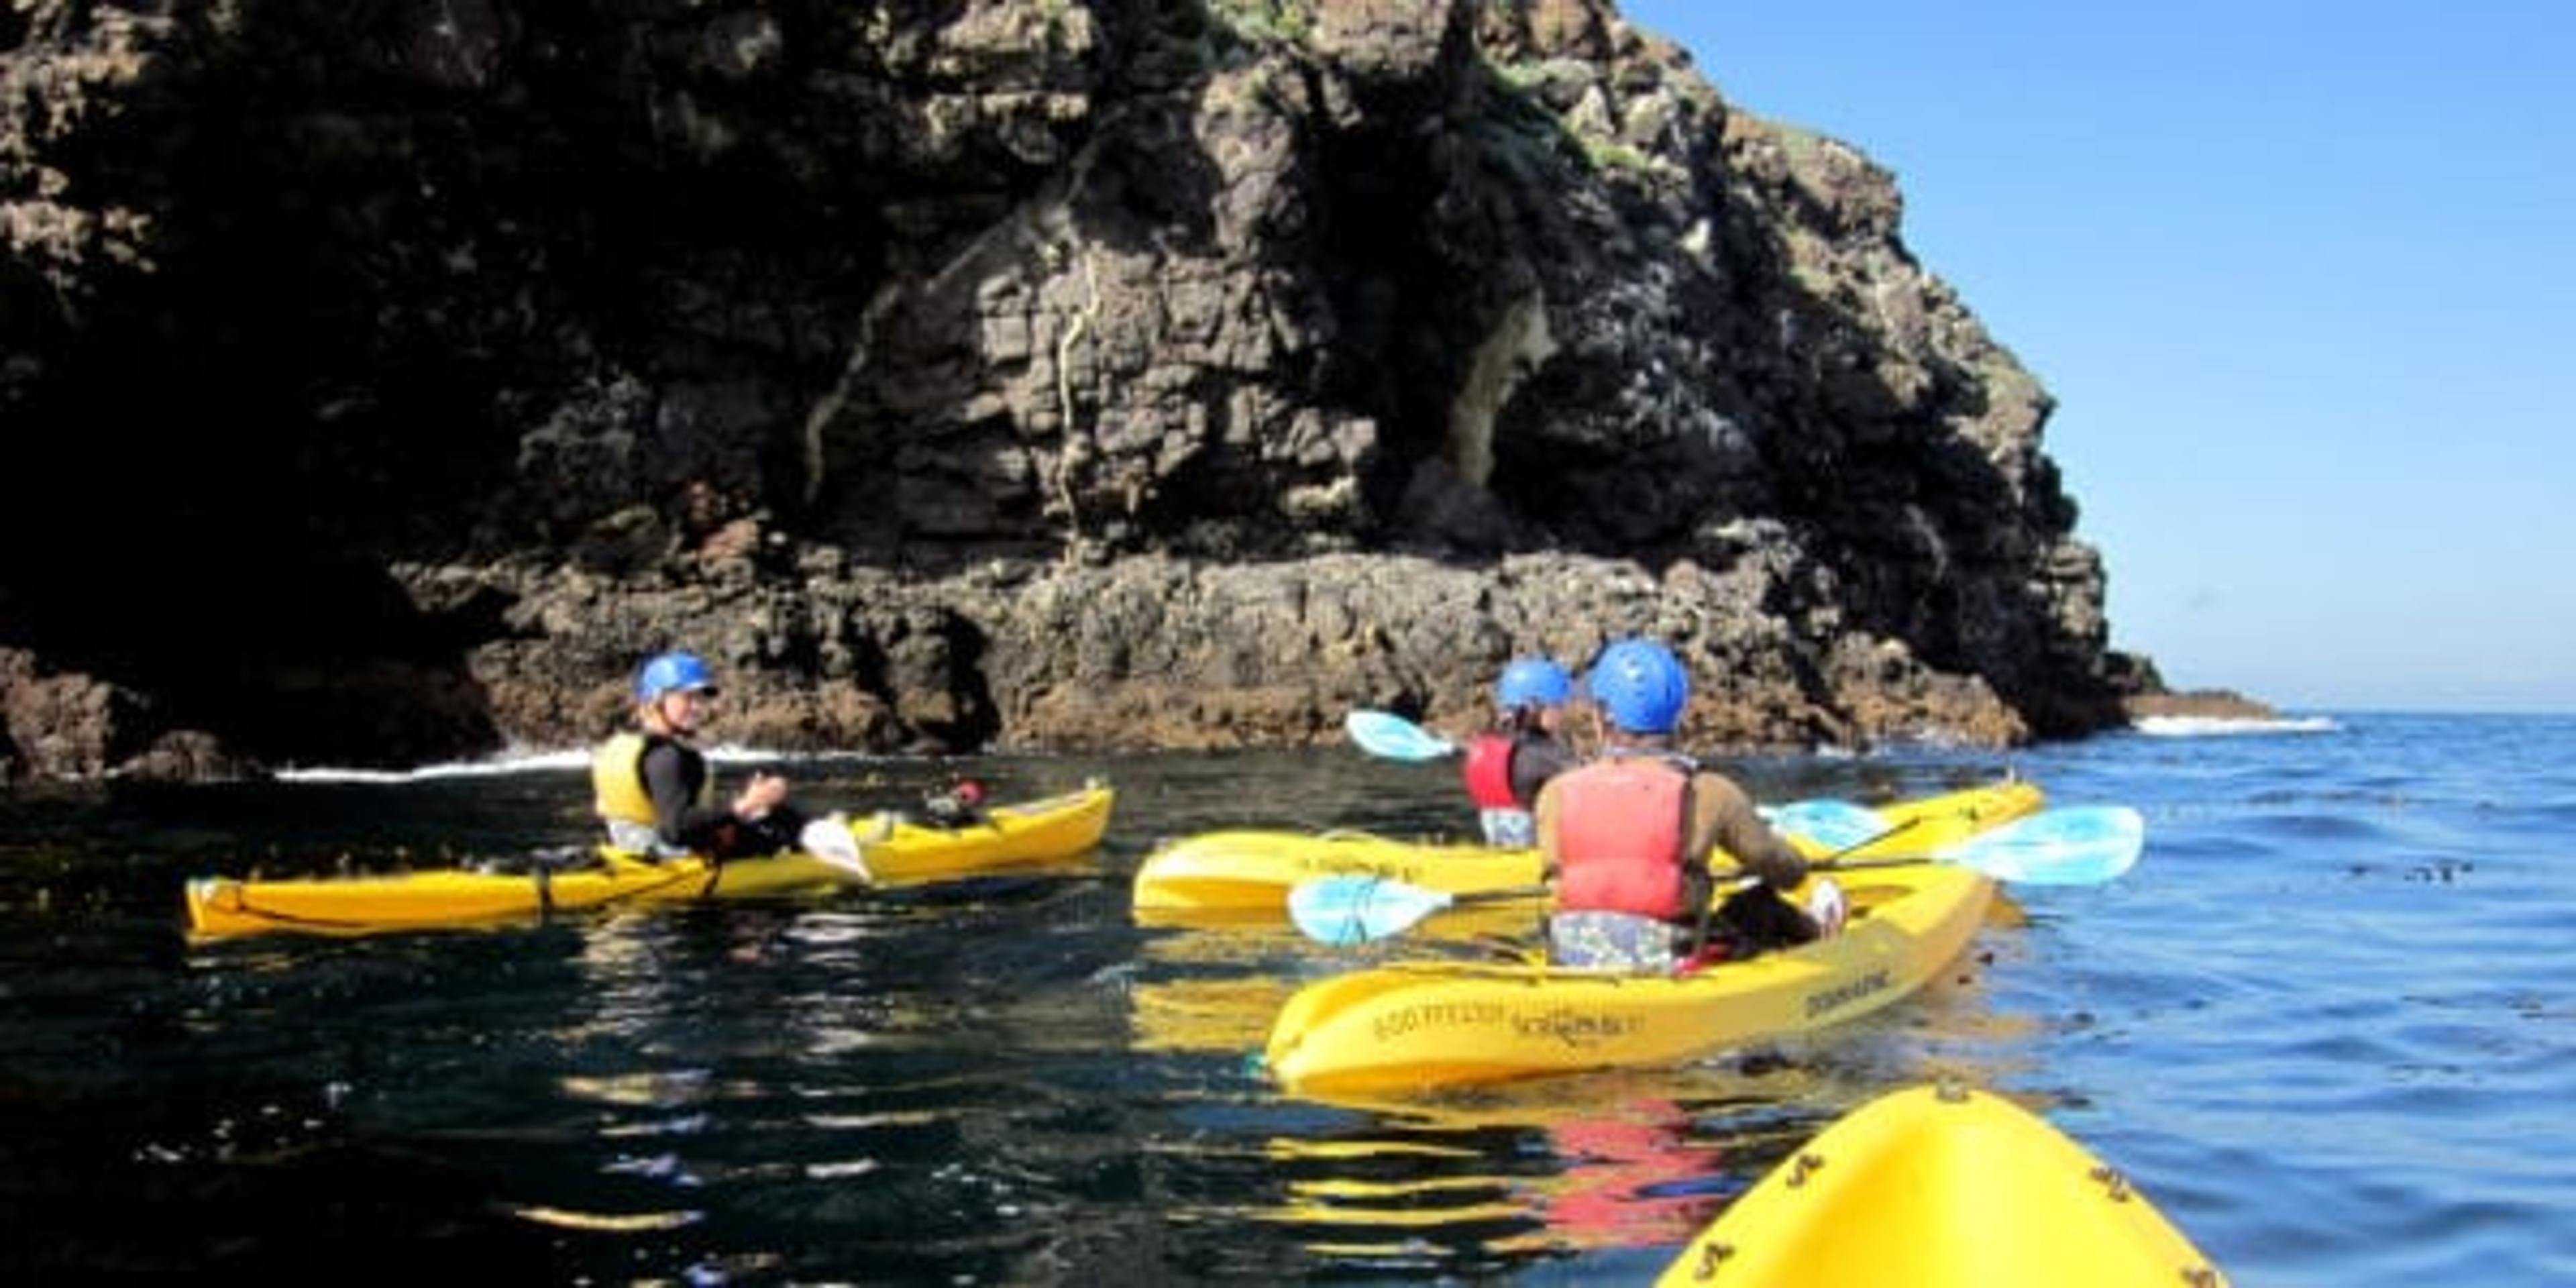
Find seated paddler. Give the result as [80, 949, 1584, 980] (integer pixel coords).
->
[1461, 655, 1582, 848]
[593, 649, 818, 863]
[1535, 637, 1840, 971]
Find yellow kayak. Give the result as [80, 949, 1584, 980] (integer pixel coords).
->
[1136, 778, 2041, 922]
[1261, 861, 1992, 1097]
[184, 781, 1115, 941]
[1132, 830, 1538, 922]
[1658, 1083, 2226, 1287]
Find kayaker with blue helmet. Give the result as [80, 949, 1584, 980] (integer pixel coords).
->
[594, 649, 813, 861]
[1535, 637, 1840, 971]
[1460, 656, 1582, 848]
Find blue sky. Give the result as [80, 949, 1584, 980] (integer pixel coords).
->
[1620, 1, 2574, 714]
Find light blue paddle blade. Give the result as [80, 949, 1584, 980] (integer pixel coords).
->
[1945, 806, 2147, 885]
[1760, 798, 1890, 851]
[1344, 710, 1458, 762]
[1288, 874, 1455, 945]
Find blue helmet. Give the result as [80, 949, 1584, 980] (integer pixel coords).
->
[1495, 657, 1573, 710]
[635, 650, 718, 703]
[1588, 637, 1689, 735]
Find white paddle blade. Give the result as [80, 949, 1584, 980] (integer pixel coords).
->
[1289, 875, 1454, 945]
[1951, 806, 2146, 885]
[1760, 798, 1891, 850]
[802, 812, 892, 882]
[1343, 710, 1457, 762]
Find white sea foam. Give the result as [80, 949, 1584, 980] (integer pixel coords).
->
[272, 744, 893, 784]
[2131, 714, 2340, 737]
[274, 747, 588, 782]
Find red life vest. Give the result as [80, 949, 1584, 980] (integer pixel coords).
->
[1554, 758, 1690, 920]
[1461, 733, 1520, 810]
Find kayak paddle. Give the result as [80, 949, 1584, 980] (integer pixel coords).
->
[1343, 710, 1458, 761]
[1288, 812, 1924, 947]
[1290, 877, 1550, 946]
[800, 812, 897, 883]
[1348, 712, 1888, 840]
[1759, 798, 1892, 851]
[1819, 804, 2145, 886]
[1286, 805, 2144, 945]
[1342, 715, 1908, 843]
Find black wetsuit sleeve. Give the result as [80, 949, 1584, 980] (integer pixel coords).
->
[1509, 736, 1580, 808]
[639, 739, 731, 849]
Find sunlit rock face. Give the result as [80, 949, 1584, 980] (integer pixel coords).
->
[0, 1, 2149, 780]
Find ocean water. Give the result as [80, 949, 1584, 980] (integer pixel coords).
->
[1, 711, 2571, 1283]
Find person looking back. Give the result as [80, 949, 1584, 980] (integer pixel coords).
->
[1460, 656, 1581, 848]
[592, 649, 812, 861]
[1534, 638, 1836, 972]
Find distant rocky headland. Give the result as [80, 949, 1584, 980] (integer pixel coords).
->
[1, 0, 2208, 784]
[2123, 688, 2277, 722]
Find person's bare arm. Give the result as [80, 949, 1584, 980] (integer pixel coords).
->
[1693, 773, 1809, 890]
[1534, 778, 1566, 880]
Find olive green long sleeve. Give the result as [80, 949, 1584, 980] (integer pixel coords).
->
[1689, 773, 1809, 890]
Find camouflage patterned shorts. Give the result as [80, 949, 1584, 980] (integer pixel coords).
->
[1546, 910, 1685, 973]
[1479, 807, 1537, 849]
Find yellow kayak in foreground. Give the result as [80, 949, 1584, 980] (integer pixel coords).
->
[184, 781, 1115, 941]
[1658, 1083, 2226, 1287]
[1134, 779, 2042, 922]
[1261, 861, 1993, 1097]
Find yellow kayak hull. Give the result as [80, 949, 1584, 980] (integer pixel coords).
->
[1657, 1084, 2226, 1287]
[1867, 778, 2044, 849]
[184, 782, 1114, 941]
[853, 782, 1116, 885]
[1137, 779, 2041, 923]
[1261, 861, 1994, 1097]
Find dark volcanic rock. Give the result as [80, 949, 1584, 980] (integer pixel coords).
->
[0, 0, 2178, 780]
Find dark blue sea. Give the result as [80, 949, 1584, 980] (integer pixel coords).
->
[3, 711, 2571, 1284]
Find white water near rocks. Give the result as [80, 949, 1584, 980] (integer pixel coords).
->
[2, 712, 2571, 1283]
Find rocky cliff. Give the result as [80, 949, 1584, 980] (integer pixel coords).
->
[0, 0, 2171, 782]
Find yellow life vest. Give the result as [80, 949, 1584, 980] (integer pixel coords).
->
[592, 731, 710, 826]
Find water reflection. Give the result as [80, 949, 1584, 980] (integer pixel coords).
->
[1138, 975, 2037, 1276]
[1158, 1068, 1834, 1273]
[9, 743, 2094, 1281]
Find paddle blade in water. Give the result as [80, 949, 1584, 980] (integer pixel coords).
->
[1343, 710, 1457, 761]
[1288, 874, 1455, 945]
[1950, 806, 2146, 885]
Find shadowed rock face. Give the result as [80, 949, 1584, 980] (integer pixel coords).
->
[0, 0, 2161, 781]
